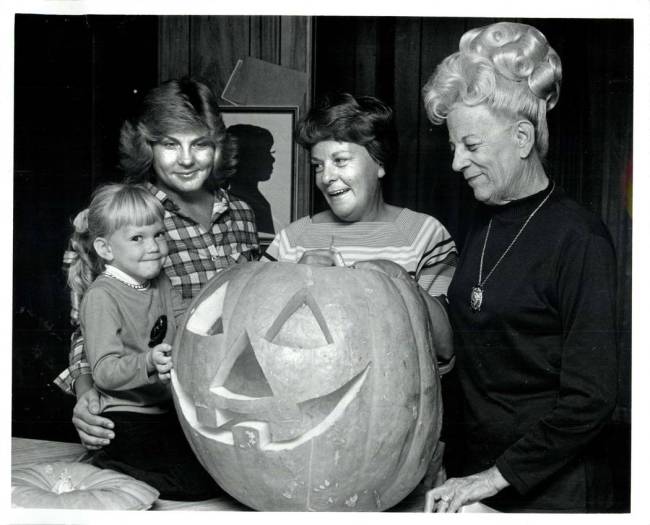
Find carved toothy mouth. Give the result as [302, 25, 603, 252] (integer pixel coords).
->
[172, 364, 369, 451]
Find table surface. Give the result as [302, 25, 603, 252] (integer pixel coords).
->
[11, 436, 429, 512]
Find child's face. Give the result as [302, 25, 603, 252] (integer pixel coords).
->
[102, 220, 168, 283]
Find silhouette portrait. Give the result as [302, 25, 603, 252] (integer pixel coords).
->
[221, 107, 297, 242]
[228, 124, 276, 235]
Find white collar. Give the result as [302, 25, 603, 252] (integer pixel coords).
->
[103, 265, 150, 290]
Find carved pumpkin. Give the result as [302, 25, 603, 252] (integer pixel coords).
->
[171, 262, 442, 511]
[11, 462, 159, 509]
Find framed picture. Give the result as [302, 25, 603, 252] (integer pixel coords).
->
[221, 106, 299, 243]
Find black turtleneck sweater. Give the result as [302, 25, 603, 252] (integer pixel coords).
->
[447, 182, 617, 512]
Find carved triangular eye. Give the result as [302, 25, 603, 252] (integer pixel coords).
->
[209, 287, 335, 403]
[186, 282, 228, 335]
[265, 288, 333, 346]
[223, 338, 274, 397]
[208, 316, 223, 335]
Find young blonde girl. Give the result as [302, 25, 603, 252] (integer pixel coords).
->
[66, 183, 216, 500]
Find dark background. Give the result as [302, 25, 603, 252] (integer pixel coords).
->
[13, 14, 632, 510]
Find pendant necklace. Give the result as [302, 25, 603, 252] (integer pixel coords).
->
[471, 182, 555, 312]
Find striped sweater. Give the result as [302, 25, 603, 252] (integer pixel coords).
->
[262, 208, 457, 297]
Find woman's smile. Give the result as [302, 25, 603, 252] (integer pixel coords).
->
[174, 170, 201, 179]
[327, 186, 351, 197]
[311, 140, 385, 223]
[464, 172, 484, 184]
[152, 130, 216, 195]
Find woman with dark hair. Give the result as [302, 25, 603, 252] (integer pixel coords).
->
[263, 93, 457, 302]
[421, 22, 617, 513]
[262, 94, 457, 489]
[54, 79, 259, 498]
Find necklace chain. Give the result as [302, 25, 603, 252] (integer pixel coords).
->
[479, 182, 555, 286]
[470, 182, 555, 313]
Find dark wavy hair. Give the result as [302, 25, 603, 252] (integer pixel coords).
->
[296, 93, 398, 175]
[119, 78, 236, 188]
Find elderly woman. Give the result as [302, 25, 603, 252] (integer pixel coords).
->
[54, 78, 259, 497]
[421, 22, 617, 513]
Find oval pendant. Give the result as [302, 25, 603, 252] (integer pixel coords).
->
[470, 286, 483, 312]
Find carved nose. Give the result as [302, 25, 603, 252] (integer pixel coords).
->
[222, 338, 274, 398]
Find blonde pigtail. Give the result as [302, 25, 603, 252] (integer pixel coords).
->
[64, 208, 103, 305]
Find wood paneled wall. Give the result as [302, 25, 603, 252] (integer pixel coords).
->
[159, 16, 314, 219]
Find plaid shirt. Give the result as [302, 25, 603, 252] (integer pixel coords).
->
[54, 183, 259, 394]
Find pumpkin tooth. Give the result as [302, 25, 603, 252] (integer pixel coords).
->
[232, 422, 271, 450]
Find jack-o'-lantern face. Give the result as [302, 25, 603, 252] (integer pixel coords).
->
[176, 282, 370, 448]
[171, 262, 442, 511]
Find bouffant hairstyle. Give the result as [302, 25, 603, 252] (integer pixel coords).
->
[119, 78, 236, 188]
[422, 22, 562, 158]
[296, 93, 398, 175]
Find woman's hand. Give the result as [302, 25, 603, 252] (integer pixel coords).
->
[151, 343, 173, 382]
[421, 294, 454, 366]
[353, 259, 412, 282]
[424, 466, 509, 512]
[71, 379, 115, 450]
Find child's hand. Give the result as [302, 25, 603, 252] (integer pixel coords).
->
[151, 343, 173, 383]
